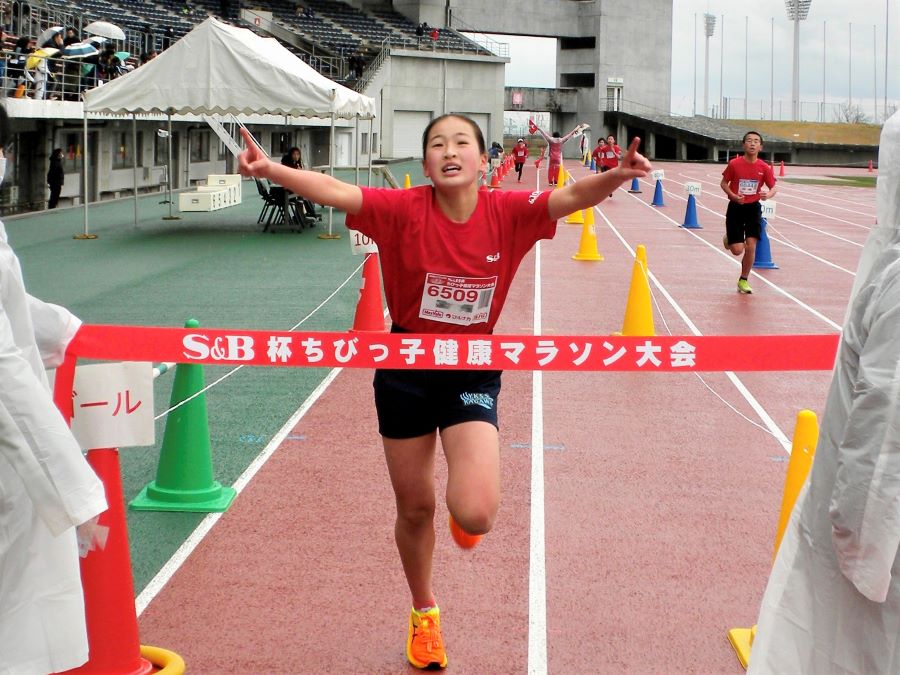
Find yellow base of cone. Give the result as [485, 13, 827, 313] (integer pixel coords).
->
[572, 252, 604, 261]
[727, 626, 755, 669]
[565, 208, 584, 224]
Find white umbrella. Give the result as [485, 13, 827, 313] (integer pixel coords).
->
[36, 25, 64, 47]
[84, 21, 125, 41]
[86, 36, 107, 46]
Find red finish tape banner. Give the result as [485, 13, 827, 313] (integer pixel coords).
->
[70, 325, 840, 372]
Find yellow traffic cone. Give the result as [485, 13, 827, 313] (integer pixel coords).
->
[727, 410, 819, 670]
[565, 207, 585, 225]
[404, 173, 411, 189]
[619, 247, 654, 335]
[636, 243, 648, 271]
[572, 207, 603, 261]
[773, 410, 819, 558]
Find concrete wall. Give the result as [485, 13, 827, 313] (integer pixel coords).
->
[446, 0, 672, 140]
[378, 48, 507, 158]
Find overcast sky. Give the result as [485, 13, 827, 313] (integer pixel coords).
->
[469, 0, 898, 120]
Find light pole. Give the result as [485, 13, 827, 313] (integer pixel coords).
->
[874, 25, 878, 121]
[720, 14, 725, 118]
[886, 0, 890, 120]
[785, 0, 812, 121]
[693, 13, 697, 116]
[822, 21, 826, 122]
[849, 23, 853, 110]
[704, 13, 716, 117]
[744, 16, 749, 119]
[771, 17, 775, 120]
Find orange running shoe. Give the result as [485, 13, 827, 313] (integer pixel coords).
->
[407, 606, 448, 669]
[449, 514, 483, 549]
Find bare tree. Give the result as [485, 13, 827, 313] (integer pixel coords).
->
[882, 103, 899, 123]
[834, 103, 871, 124]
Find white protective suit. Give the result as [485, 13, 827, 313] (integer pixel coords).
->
[0, 220, 108, 675]
[748, 112, 900, 673]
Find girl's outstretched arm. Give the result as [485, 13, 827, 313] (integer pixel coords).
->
[547, 137, 651, 220]
[237, 128, 363, 215]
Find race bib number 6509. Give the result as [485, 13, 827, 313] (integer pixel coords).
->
[419, 273, 496, 326]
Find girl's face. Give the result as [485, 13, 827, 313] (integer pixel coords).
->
[422, 116, 486, 189]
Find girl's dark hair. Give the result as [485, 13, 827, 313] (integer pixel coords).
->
[51, 147, 63, 160]
[552, 131, 560, 138]
[421, 114, 485, 156]
[0, 104, 10, 150]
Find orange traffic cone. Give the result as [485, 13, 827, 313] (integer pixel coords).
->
[350, 252, 387, 332]
[489, 170, 501, 190]
[571, 207, 603, 261]
[779, 160, 785, 177]
[63, 449, 155, 675]
[618, 246, 654, 336]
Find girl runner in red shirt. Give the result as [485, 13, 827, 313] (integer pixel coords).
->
[237, 116, 650, 670]
[512, 137, 528, 182]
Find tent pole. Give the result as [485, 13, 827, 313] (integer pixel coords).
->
[131, 114, 139, 228]
[163, 110, 181, 220]
[354, 114, 359, 186]
[318, 112, 340, 239]
[367, 117, 373, 187]
[74, 113, 96, 239]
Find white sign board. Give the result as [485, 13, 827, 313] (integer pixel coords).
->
[650, 169, 665, 181]
[70, 362, 154, 450]
[684, 182, 702, 196]
[760, 200, 777, 219]
[348, 229, 378, 255]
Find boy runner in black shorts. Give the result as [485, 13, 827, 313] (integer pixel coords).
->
[720, 131, 778, 293]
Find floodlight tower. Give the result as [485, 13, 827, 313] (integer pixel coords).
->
[785, 0, 813, 120]
[703, 13, 716, 117]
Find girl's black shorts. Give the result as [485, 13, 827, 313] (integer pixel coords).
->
[373, 367, 502, 439]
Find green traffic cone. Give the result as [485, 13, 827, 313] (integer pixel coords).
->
[130, 319, 236, 512]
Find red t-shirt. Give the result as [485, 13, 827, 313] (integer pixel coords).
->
[591, 145, 605, 163]
[513, 144, 528, 161]
[601, 144, 621, 169]
[722, 157, 776, 204]
[346, 185, 556, 333]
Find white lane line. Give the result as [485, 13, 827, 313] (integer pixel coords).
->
[680, 191, 866, 250]
[528, 242, 548, 675]
[624, 192, 843, 329]
[135, 367, 344, 616]
[680, 174, 872, 231]
[676, 169, 876, 216]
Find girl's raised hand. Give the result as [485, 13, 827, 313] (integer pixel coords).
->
[237, 127, 270, 178]
[620, 137, 652, 177]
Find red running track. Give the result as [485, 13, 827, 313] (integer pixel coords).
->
[137, 160, 873, 673]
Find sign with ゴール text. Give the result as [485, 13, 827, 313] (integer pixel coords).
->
[70, 362, 154, 449]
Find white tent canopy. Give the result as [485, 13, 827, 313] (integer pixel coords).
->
[78, 17, 376, 236]
[82, 17, 376, 118]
